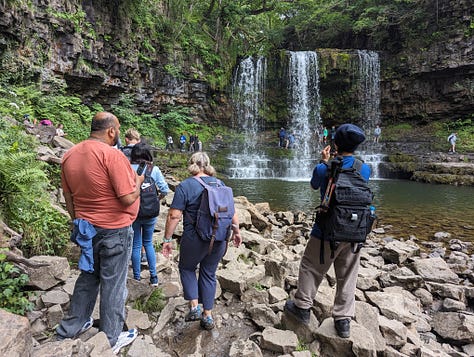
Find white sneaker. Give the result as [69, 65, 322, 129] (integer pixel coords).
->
[112, 328, 138, 354]
[78, 317, 94, 335]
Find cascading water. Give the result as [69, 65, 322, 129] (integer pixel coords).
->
[357, 50, 380, 135]
[285, 51, 322, 179]
[228, 57, 274, 178]
[357, 50, 385, 178]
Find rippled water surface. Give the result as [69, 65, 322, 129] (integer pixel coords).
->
[226, 179, 474, 243]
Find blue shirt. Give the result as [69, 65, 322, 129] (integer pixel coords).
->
[131, 164, 170, 195]
[310, 156, 371, 237]
[171, 176, 224, 237]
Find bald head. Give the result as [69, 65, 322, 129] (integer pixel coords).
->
[89, 112, 120, 146]
[91, 112, 118, 133]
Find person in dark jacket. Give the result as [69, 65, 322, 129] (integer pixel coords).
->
[284, 123, 371, 339]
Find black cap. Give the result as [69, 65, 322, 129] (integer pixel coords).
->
[334, 124, 366, 153]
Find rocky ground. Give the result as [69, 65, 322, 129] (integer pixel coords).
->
[1, 122, 474, 356]
[2, 192, 474, 357]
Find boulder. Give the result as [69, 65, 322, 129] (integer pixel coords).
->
[382, 240, 420, 264]
[431, 312, 474, 344]
[261, 327, 298, 354]
[314, 318, 377, 357]
[411, 257, 460, 284]
[27, 256, 70, 290]
[32, 339, 93, 356]
[268, 286, 288, 304]
[355, 302, 386, 353]
[378, 315, 408, 348]
[366, 287, 422, 324]
[248, 304, 280, 329]
[217, 264, 265, 295]
[0, 309, 32, 357]
[127, 334, 168, 357]
[229, 339, 263, 357]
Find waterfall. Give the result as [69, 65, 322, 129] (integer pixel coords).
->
[357, 50, 383, 178]
[285, 51, 322, 179]
[357, 50, 380, 138]
[228, 57, 274, 178]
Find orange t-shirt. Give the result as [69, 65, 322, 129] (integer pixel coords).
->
[61, 140, 139, 229]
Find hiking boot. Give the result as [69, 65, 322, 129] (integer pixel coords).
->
[335, 318, 351, 338]
[200, 315, 215, 330]
[150, 275, 158, 287]
[284, 300, 310, 324]
[112, 328, 138, 354]
[185, 305, 202, 322]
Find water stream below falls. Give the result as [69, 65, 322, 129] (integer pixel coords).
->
[226, 178, 474, 244]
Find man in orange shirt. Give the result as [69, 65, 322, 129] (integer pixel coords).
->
[56, 112, 144, 354]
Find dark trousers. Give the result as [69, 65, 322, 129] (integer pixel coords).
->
[56, 226, 133, 346]
[178, 233, 226, 310]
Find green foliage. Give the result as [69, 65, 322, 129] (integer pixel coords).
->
[0, 253, 34, 315]
[0, 85, 99, 143]
[443, 116, 474, 152]
[111, 94, 165, 146]
[296, 340, 309, 352]
[46, 6, 95, 38]
[134, 288, 166, 314]
[0, 119, 69, 256]
[35, 95, 95, 142]
[382, 123, 413, 141]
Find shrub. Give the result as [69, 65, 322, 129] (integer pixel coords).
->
[0, 252, 34, 315]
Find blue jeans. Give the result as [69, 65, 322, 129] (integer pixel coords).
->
[56, 226, 132, 346]
[178, 232, 227, 310]
[131, 217, 157, 280]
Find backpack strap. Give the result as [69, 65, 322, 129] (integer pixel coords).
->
[352, 158, 363, 172]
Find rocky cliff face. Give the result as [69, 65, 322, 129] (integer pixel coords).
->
[0, 0, 232, 123]
[0, 1, 471, 127]
[380, 0, 473, 123]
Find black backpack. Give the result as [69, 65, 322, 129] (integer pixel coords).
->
[120, 145, 134, 162]
[317, 157, 374, 257]
[137, 165, 160, 219]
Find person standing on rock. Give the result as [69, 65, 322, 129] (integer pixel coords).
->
[448, 132, 457, 153]
[161, 152, 242, 330]
[130, 142, 169, 286]
[285, 123, 371, 339]
[374, 124, 381, 143]
[56, 112, 142, 354]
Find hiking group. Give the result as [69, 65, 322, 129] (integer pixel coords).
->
[56, 112, 373, 353]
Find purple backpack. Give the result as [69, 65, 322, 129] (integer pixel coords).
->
[192, 176, 235, 250]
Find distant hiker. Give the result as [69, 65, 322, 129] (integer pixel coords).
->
[121, 128, 141, 161]
[197, 139, 203, 151]
[189, 134, 196, 152]
[374, 125, 381, 143]
[285, 123, 372, 339]
[448, 132, 457, 153]
[56, 112, 141, 353]
[56, 123, 66, 137]
[286, 133, 295, 149]
[161, 152, 242, 331]
[330, 125, 336, 144]
[165, 135, 174, 150]
[40, 119, 52, 126]
[279, 127, 287, 147]
[179, 133, 187, 151]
